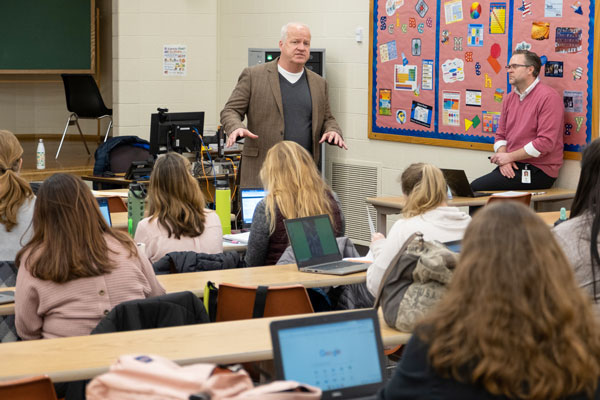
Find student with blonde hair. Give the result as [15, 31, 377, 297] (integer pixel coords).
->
[15, 173, 165, 340]
[245, 141, 344, 266]
[366, 163, 470, 295]
[379, 202, 600, 399]
[0, 130, 35, 260]
[134, 152, 222, 263]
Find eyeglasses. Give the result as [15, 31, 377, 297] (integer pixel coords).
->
[505, 64, 531, 70]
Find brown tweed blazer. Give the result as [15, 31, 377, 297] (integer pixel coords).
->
[220, 58, 342, 187]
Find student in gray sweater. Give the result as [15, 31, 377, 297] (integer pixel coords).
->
[0, 130, 34, 261]
[554, 138, 600, 315]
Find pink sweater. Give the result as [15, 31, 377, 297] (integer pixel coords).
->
[15, 235, 166, 340]
[495, 82, 564, 177]
[134, 210, 223, 263]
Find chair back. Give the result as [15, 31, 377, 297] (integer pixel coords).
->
[108, 144, 150, 173]
[486, 192, 532, 207]
[0, 375, 58, 400]
[0, 261, 18, 343]
[61, 74, 111, 118]
[92, 291, 209, 334]
[216, 283, 314, 322]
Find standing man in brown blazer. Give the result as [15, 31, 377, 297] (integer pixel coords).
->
[220, 22, 347, 188]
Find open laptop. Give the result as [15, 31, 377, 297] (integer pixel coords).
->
[240, 187, 266, 229]
[270, 309, 386, 400]
[96, 197, 112, 227]
[284, 214, 370, 275]
[441, 168, 488, 198]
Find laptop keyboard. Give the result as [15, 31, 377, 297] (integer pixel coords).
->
[316, 261, 362, 270]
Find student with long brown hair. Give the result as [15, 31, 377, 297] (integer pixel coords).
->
[15, 174, 165, 340]
[0, 130, 35, 260]
[134, 152, 222, 263]
[379, 202, 600, 400]
[245, 141, 344, 266]
[366, 163, 470, 295]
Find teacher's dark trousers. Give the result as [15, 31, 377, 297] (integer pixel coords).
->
[471, 162, 556, 191]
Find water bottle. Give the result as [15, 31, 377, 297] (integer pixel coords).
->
[36, 139, 45, 170]
[215, 177, 231, 234]
[127, 182, 146, 237]
[554, 207, 568, 227]
[446, 185, 453, 200]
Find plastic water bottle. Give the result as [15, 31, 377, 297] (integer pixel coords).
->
[36, 139, 45, 170]
[554, 207, 568, 227]
[127, 182, 146, 237]
[215, 178, 231, 234]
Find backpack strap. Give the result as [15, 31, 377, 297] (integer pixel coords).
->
[252, 286, 269, 318]
[373, 232, 423, 309]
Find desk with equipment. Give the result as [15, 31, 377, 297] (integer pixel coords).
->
[367, 188, 576, 232]
[0, 311, 410, 383]
[0, 264, 366, 316]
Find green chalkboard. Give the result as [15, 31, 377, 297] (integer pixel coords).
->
[0, 0, 94, 73]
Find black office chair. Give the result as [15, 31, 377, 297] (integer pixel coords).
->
[56, 74, 113, 159]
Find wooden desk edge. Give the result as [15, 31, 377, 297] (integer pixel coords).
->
[0, 312, 410, 383]
[0, 268, 367, 316]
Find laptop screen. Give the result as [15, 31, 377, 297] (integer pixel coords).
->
[271, 310, 386, 399]
[444, 239, 462, 253]
[284, 215, 340, 266]
[240, 188, 266, 226]
[96, 198, 112, 227]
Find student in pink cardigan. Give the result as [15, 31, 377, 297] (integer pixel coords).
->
[15, 174, 165, 340]
[471, 50, 564, 191]
[134, 152, 222, 263]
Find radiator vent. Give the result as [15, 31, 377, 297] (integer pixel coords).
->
[330, 161, 380, 245]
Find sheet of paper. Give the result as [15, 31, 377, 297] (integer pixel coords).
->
[489, 3, 506, 34]
[442, 91, 461, 126]
[444, 0, 464, 24]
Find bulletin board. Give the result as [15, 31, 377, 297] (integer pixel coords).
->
[369, 0, 599, 158]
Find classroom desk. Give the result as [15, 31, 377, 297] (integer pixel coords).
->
[0, 264, 366, 316]
[109, 212, 247, 252]
[538, 210, 570, 227]
[367, 188, 575, 232]
[84, 172, 236, 203]
[0, 311, 410, 383]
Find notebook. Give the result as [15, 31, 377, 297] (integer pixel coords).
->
[96, 197, 112, 227]
[240, 187, 267, 228]
[440, 168, 488, 198]
[270, 309, 386, 400]
[284, 214, 370, 275]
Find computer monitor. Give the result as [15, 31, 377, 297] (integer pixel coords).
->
[149, 110, 205, 156]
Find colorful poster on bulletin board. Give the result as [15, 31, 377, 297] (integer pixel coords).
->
[369, 0, 599, 157]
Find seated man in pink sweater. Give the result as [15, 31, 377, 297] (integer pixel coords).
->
[471, 50, 564, 191]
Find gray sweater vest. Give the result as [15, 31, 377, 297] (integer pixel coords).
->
[279, 72, 313, 153]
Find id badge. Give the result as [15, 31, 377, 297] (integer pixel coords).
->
[521, 165, 531, 184]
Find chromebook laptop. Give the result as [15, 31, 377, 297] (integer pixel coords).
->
[441, 168, 488, 198]
[96, 197, 112, 227]
[270, 309, 386, 400]
[240, 187, 266, 228]
[284, 214, 370, 275]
